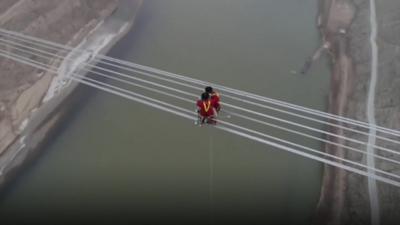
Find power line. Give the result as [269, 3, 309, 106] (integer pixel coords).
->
[2, 31, 400, 151]
[1, 28, 400, 139]
[1, 41, 400, 187]
[2, 34, 400, 165]
[2, 37, 400, 161]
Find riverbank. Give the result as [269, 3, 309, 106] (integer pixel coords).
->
[315, 0, 400, 224]
[0, 0, 143, 190]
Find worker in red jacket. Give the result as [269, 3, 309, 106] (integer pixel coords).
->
[205, 86, 221, 113]
[196, 92, 217, 125]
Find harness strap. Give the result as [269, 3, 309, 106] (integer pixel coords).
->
[203, 100, 211, 112]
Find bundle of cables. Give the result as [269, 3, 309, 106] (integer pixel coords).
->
[0, 28, 399, 187]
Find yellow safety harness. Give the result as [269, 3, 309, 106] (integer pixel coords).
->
[203, 100, 211, 112]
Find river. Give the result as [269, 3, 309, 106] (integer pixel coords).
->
[0, 0, 330, 224]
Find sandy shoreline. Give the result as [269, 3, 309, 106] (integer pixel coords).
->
[313, 1, 355, 225]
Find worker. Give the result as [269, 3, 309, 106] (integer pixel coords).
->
[205, 86, 221, 113]
[196, 92, 217, 125]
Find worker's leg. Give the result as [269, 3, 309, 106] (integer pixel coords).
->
[207, 116, 217, 125]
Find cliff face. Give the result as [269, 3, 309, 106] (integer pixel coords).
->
[0, 0, 119, 156]
[316, 0, 400, 224]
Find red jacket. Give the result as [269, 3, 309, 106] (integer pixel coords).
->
[210, 92, 221, 112]
[210, 92, 220, 102]
[197, 99, 215, 117]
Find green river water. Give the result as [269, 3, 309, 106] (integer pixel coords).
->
[0, 0, 330, 224]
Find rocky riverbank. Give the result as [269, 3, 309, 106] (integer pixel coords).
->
[0, 0, 143, 189]
[315, 0, 400, 224]
[0, 0, 118, 155]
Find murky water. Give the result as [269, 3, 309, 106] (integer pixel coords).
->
[0, 0, 330, 224]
